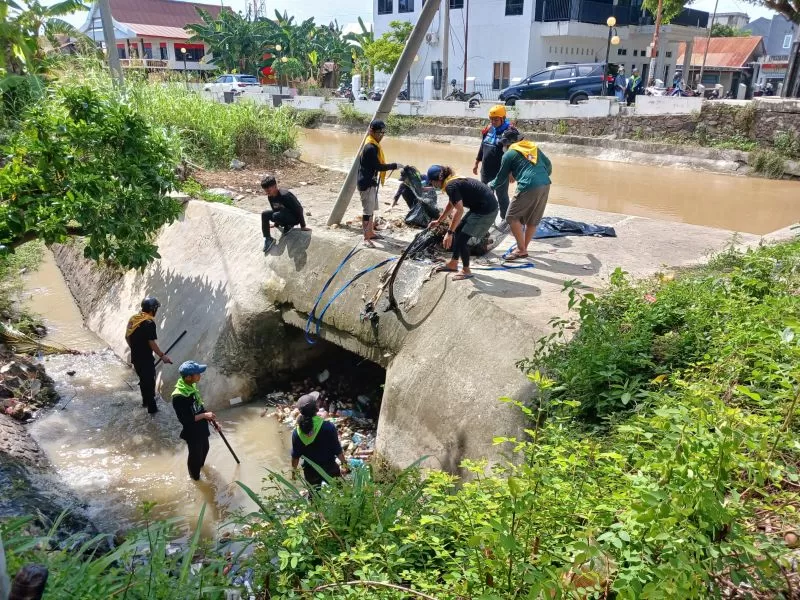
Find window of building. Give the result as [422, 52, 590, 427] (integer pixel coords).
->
[617, 48, 627, 55]
[159, 44, 168, 60]
[143, 44, 153, 59]
[640, 49, 647, 56]
[665, 51, 672, 58]
[117, 45, 126, 59]
[492, 61, 511, 89]
[378, 0, 393, 14]
[450, 0, 464, 7]
[633, 50, 638, 56]
[784, 34, 793, 49]
[505, 0, 523, 16]
[174, 44, 205, 62]
[399, 0, 414, 12]
[701, 73, 720, 85]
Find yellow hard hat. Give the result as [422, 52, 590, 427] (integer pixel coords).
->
[488, 105, 506, 118]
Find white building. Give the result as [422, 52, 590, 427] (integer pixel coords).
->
[710, 12, 750, 30]
[79, 0, 231, 74]
[373, 0, 709, 96]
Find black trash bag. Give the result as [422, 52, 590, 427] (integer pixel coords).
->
[399, 165, 439, 229]
[405, 202, 434, 228]
[534, 217, 616, 239]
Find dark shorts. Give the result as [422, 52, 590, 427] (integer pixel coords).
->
[460, 209, 499, 239]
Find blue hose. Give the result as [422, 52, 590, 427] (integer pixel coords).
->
[305, 243, 361, 344]
[307, 257, 397, 344]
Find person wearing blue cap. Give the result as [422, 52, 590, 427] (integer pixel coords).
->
[425, 165, 498, 280]
[171, 361, 216, 481]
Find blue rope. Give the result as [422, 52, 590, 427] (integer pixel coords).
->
[305, 243, 361, 344]
[308, 257, 397, 344]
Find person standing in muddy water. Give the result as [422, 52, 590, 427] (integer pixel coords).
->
[260, 175, 312, 254]
[357, 120, 402, 247]
[171, 361, 216, 481]
[125, 296, 172, 414]
[291, 391, 350, 488]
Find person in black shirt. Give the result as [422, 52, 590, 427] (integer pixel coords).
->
[171, 361, 216, 481]
[260, 175, 311, 253]
[426, 166, 498, 281]
[473, 104, 518, 226]
[291, 392, 349, 487]
[357, 120, 402, 247]
[125, 296, 173, 414]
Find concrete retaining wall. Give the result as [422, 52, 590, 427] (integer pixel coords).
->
[633, 95, 704, 115]
[53, 202, 533, 470]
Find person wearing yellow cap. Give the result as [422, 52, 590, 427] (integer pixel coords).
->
[473, 105, 518, 230]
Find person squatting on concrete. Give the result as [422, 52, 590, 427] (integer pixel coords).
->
[260, 175, 311, 253]
[426, 166, 499, 281]
[490, 130, 553, 262]
[473, 104, 518, 227]
[125, 296, 172, 414]
[171, 361, 216, 481]
[291, 391, 349, 487]
[357, 120, 403, 247]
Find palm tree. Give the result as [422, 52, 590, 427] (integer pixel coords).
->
[343, 17, 374, 87]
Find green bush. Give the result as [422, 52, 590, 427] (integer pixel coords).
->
[295, 108, 325, 128]
[337, 103, 369, 126]
[774, 130, 800, 159]
[131, 83, 298, 168]
[751, 149, 786, 178]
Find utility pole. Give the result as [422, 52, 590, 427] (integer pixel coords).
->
[698, 0, 719, 87]
[326, 0, 441, 226]
[441, 0, 449, 98]
[97, 0, 123, 84]
[462, 0, 470, 91]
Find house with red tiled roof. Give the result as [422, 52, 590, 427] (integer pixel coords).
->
[79, 0, 232, 73]
[677, 36, 765, 97]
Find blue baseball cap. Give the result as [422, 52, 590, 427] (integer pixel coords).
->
[179, 361, 207, 376]
[426, 165, 443, 182]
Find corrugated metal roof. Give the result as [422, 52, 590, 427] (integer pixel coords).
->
[124, 23, 192, 39]
[677, 36, 765, 69]
[109, 0, 229, 29]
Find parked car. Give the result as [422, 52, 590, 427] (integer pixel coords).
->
[203, 74, 262, 95]
[499, 63, 619, 105]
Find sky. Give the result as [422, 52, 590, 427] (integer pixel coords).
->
[54, 0, 780, 32]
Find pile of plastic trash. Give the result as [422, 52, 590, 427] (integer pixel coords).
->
[263, 369, 380, 467]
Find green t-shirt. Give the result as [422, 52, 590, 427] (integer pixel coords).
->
[489, 148, 553, 194]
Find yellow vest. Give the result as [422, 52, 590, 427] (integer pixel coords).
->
[509, 141, 539, 165]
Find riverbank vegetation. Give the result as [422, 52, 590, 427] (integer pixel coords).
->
[6, 238, 800, 598]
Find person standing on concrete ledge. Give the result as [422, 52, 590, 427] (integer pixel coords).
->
[473, 104, 517, 228]
[291, 391, 349, 488]
[357, 120, 402, 247]
[626, 68, 643, 106]
[261, 175, 311, 253]
[172, 361, 216, 481]
[426, 165, 498, 281]
[489, 130, 552, 262]
[125, 296, 172, 414]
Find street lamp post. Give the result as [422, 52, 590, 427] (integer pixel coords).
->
[603, 16, 621, 97]
[180, 47, 188, 87]
[273, 44, 285, 93]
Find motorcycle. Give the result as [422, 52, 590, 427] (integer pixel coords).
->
[368, 88, 383, 101]
[332, 84, 354, 102]
[443, 79, 482, 108]
[397, 89, 410, 101]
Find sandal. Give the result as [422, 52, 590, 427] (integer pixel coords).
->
[434, 265, 458, 273]
[503, 251, 529, 262]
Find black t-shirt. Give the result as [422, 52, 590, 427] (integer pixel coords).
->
[172, 393, 210, 441]
[291, 420, 343, 472]
[268, 189, 306, 227]
[357, 143, 397, 191]
[127, 319, 156, 364]
[444, 178, 498, 215]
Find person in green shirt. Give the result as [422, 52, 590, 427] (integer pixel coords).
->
[489, 130, 553, 261]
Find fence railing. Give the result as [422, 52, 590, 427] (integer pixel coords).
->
[120, 58, 169, 69]
[536, 0, 707, 28]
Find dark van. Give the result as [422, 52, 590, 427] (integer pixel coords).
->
[498, 63, 618, 105]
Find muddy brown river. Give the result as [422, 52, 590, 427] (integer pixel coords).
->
[24, 252, 289, 537]
[299, 128, 798, 235]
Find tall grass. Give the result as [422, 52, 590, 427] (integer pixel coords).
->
[131, 84, 298, 168]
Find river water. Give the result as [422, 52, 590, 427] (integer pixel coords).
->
[299, 128, 798, 235]
[23, 252, 290, 537]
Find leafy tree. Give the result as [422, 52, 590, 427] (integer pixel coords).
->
[0, 79, 181, 269]
[710, 23, 751, 36]
[186, 8, 270, 75]
[364, 20, 413, 75]
[344, 16, 375, 86]
[746, 0, 799, 24]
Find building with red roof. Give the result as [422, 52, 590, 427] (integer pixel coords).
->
[677, 36, 765, 96]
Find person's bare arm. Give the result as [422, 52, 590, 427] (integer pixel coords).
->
[148, 340, 172, 364]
